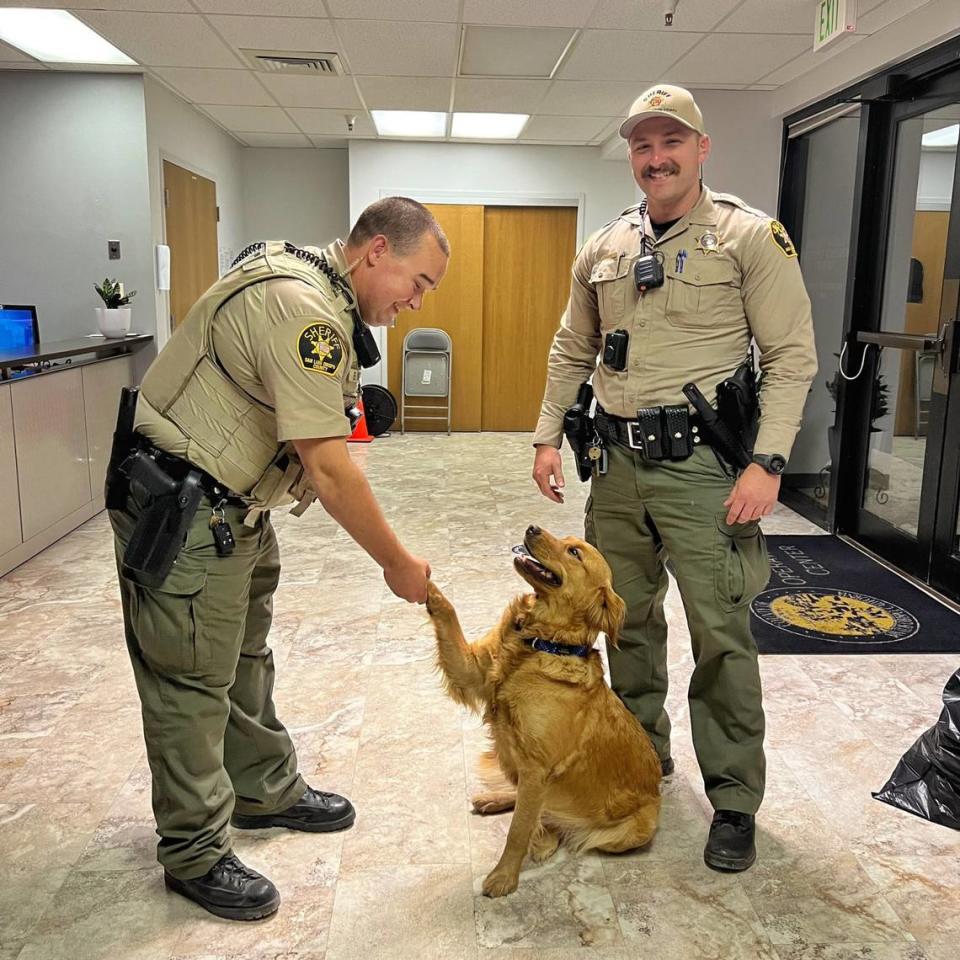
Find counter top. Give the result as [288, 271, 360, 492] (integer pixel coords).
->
[0, 334, 153, 380]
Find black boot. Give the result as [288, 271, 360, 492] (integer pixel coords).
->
[164, 853, 280, 921]
[231, 786, 356, 833]
[703, 810, 756, 872]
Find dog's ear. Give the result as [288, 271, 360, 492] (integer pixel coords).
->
[590, 584, 625, 646]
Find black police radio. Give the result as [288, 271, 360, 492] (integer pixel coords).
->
[634, 251, 665, 291]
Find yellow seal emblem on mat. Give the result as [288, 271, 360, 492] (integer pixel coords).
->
[752, 588, 918, 644]
[298, 322, 344, 377]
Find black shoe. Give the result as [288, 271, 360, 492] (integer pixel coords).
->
[164, 853, 280, 921]
[703, 810, 756, 872]
[660, 757, 675, 778]
[231, 786, 356, 833]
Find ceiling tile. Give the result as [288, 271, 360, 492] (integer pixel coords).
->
[0, 60, 47, 69]
[334, 20, 458, 76]
[558, 29, 703, 81]
[463, 0, 593, 28]
[0, 0, 194, 9]
[520, 115, 612, 141]
[356, 75, 452, 110]
[206, 15, 338, 53]
[453, 78, 549, 112]
[286, 106, 375, 136]
[259, 73, 362, 109]
[460, 25, 574, 78]
[201, 103, 299, 132]
[668, 32, 811, 85]
[325, 0, 459, 21]
[194, 1, 324, 14]
[74, 11, 243, 68]
[237, 131, 313, 146]
[716, 0, 816, 34]
[537, 79, 641, 116]
[307, 136, 349, 148]
[588, 0, 740, 31]
[154, 67, 274, 105]
[756, 32, 863, 86]
[857, 0, 932, 35]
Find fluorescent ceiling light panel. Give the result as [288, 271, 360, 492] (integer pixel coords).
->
[0, 9, 135, 65]
[371, 110, 447, 137]
[451, 112, 528, 139]
[922, 124, 959, 148]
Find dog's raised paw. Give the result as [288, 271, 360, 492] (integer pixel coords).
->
[482, 869, 519, 898]
[425, 581, 453, 617]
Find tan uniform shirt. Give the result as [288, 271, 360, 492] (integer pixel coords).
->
[211, 239, 361, 443]
[533, 187, 817, 459]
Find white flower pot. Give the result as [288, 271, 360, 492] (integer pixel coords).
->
[95, 306, 131, 339]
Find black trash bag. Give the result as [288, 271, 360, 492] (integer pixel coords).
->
[872, 667, 960, 830]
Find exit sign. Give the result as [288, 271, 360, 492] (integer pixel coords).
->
[814, 0, 857, 52]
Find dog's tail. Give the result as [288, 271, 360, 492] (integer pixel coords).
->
[547, 797, 661, 854]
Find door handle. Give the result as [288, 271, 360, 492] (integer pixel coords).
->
[855, 330, 943, 352]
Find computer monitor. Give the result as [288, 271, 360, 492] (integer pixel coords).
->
[0, 304, 39, 353]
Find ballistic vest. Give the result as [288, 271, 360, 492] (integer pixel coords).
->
[137, 241, 360, 518]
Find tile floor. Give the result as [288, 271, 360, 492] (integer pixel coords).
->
[1, 433, 957, 960]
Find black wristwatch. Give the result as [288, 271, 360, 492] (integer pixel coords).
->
[751, 453, 787, 475]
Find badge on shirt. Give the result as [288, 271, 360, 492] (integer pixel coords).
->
[769, 220, 798, 258]
[695, 232, 722, 255]
[298, 322, 344, 377]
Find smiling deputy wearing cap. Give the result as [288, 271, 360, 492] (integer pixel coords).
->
[531, 84, 817, 873]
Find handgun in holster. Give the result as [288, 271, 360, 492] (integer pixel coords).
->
[105, 387, 205, 587]
[562, 381, 596, 483]
[682, 381, 752, 471]
[716, 356, 760, 454]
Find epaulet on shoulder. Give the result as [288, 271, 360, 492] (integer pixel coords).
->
[712, 192, 768, 220]
[594, 203, 643, 233]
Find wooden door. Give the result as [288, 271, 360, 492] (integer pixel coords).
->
[163, 160, 219, 330]
[387, 204, 485, 431]
[481, 206, 577, 430]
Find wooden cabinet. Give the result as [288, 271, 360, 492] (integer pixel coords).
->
[0, 384, 22, 557]
[0, 355, 136, 576]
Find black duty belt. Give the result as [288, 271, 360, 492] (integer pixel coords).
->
[134, 435, 247, 506]
[595, 405, 708, 461]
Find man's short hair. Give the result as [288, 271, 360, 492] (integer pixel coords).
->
[347, 196, 449, 257]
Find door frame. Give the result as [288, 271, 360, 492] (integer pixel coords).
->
[158, 151, 221, 347]
[779, 36, 960, 601]
[367, 188, 585, 384]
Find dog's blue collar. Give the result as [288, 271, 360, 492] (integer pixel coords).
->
[523, 636, 592, 659]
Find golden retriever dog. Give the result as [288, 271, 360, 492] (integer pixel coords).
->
[425, 524, 661, 898]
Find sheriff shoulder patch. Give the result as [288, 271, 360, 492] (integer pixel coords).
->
[769, 220, 798, 258]
[297, 322, 345, 377]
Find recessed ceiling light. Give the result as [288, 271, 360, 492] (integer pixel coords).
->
[0, 9, 136, 65]
[922, 124, 959, 148]
[371, 110, 447, 138]
[451, 113, 529, 139]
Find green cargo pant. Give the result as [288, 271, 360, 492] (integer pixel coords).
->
[110, 487, 305, 879]
[584, 442, 769, 815]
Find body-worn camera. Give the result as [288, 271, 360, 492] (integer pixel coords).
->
[602, 329, 629, 371]
[634, 253, 665, 291]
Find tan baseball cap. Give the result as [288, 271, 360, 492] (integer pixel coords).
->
[619, 84, 705, 139]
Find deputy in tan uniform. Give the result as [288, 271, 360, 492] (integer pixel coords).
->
[109, 197, 448, 920]
[532, 86, 817, 872]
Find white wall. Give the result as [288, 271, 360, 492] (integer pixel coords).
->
[918, 149, 957, 210]
[241, 148, 350, 248]
[143, 76, 245, 349]
[348, 139, 636, 383]
[0, 71, 153, 344]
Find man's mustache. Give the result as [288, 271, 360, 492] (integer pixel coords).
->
[642, 164, 679, 178]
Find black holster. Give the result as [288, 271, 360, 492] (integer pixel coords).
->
[716, 357, 760, 455]
[562, 381, 595, 482]
[105, 387, 205, 587]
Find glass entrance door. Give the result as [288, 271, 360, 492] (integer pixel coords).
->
[852, 93, 960, 601]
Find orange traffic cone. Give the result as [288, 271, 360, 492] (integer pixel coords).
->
[347, 398, 373, 443]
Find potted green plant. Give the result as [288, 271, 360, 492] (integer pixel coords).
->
[94, 278, 136, 338]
